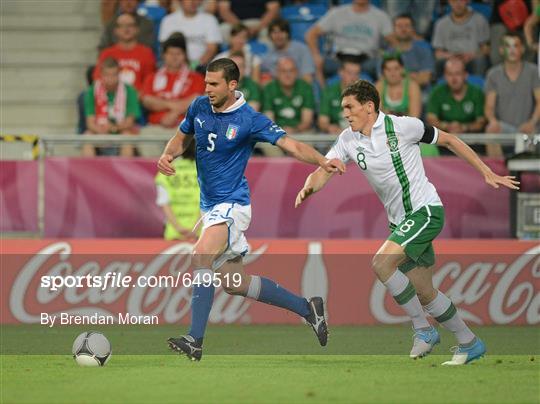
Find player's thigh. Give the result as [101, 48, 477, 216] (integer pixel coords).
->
[372, 240, 409, 281]
[194, 223, 229, 260]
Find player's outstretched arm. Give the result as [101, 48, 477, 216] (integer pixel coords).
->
[157, 129, 190, 176]
[276, 135, 346, 174]
[436, 130, 520, 190]
[295, 168, 334, 208]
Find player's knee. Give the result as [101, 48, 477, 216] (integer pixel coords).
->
[371, 255, 391, 279]
[192, 245, 217, 268]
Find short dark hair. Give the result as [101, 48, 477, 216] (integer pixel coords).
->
[381, 53, 404, 70]
[394, 13, 414, 24]
[501, 31, 523, 45]
[339, 54, 362, 68]
[268, 18, 291, 37]
[207, 58, 240, 83]
[341, 80, 380, 112]
[231, 23, 248, 37]
[162, 32, 187, 54]
[102, 57, 119, 70]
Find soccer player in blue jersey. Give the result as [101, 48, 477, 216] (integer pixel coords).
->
[158, 58, 345, 361]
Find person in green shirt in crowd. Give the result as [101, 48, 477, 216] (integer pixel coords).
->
[426, 57, 486, 155]
[318, 56, 362, 135]
[155, 138, 200, 241]
[262, 56, 315, 134]
[83, 57, 141, 156]
[229, 50, 262, 111]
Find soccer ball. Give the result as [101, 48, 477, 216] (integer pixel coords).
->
[72, 331, 112, 367]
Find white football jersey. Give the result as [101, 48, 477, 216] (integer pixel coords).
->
[326, 112, 442, 225]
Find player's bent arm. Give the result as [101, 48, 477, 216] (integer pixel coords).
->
[436, 129, 519, 190]
[158, 129, 191, 176]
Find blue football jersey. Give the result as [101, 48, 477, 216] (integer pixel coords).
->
[179, 93, 285, 211]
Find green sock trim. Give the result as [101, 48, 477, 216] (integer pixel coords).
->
[435, 303, 457, 323]
[393, 282, 416, 305]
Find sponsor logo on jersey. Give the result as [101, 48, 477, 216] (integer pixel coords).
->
[226, 124, 239, 140]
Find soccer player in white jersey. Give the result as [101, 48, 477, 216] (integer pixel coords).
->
[295, 80, 519, 365]
[158, 58, 345, 361]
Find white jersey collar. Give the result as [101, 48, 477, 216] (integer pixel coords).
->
[212, 91, 246, 113]
[373, 111, 385, 129]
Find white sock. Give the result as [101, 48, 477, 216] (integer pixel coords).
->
[246, 275, 261, 299]
[424, 291, 475, 344]
[384, 270, 430, 330]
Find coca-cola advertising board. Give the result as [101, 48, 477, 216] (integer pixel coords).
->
[2, 239, 538, 326]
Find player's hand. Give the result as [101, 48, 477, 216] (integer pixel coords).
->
[295, 186, 315, 208]
[157, 153, 176, 176]
[321, 158, 346, 174]
[484, 171, 520, 190]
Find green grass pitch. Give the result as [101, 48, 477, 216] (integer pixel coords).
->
[1, 325, 538, 403]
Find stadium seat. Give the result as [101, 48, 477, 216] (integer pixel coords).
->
[436, 74, 486, 89]
[137, 3, 167, 55]
[247, 39, 268, 56]
[326, 72, 375, 86]
[281, 3, 328, 43]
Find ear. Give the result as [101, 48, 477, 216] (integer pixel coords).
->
[228, 79, 238, 92]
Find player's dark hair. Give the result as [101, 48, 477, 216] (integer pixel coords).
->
[207, 58, 240, 83]
[381, 53, 404, 70]
[268, 18, 291, 38]
[102, 57, 119, 70]
[162, 32, 187, 54]
[342, 80, 380, 112]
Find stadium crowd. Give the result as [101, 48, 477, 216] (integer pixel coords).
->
[80, 0, 540, 157]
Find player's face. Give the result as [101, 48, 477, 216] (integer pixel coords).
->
[101, 67, 120, 90]
[341, 95, 373, 132]
[339, 62, 361, 87]
[163, 47, 186, 70]
[382, 60, 403, 85]
[444, 61, 466, 91]
[205, 70, 236, 108]
[501, 37, 524, 62]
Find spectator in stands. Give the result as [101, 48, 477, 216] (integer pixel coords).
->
[263, 57, 314, 134]
[214, 23, 262, 83]
[99, 0, 155, 51]
[261, 18, 315, 83]
[229, 51, 262, 111]
[524, 2, 540, 55]
[432, 0, 490, 77]
[155, 137, 199, 242]
[95, 13, 156, 94]
[318, 56, 362, 134]
[159, 0, 222, 71]
[387, 14, 434, 89]
[485, 32, 540, 156]
[427, 57, 486, 154]
[305, 0, 393, 85]
[217, 0, 280, 44]
[83, 57, 141, 157]
[375, 54, 422, 118]
[142, 34, 205, 128]
[382, 0, 436, 38]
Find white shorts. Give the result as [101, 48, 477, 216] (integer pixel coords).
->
[201, 203, 251, 270]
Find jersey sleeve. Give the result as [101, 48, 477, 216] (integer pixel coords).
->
[397, 116, 439, 145]
[250, 113, 286, 144]
[178, 98, 199, 135]
[325, 131, 350, 163]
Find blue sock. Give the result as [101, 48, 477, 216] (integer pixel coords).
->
[256, 277, 310, 317]
[188, 269, 215, 342]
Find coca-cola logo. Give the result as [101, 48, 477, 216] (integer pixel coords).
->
[369, 245, 540, 325]
[9, 241, 267, 324]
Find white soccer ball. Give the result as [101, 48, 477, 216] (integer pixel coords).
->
[72, 331, 112, 367]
